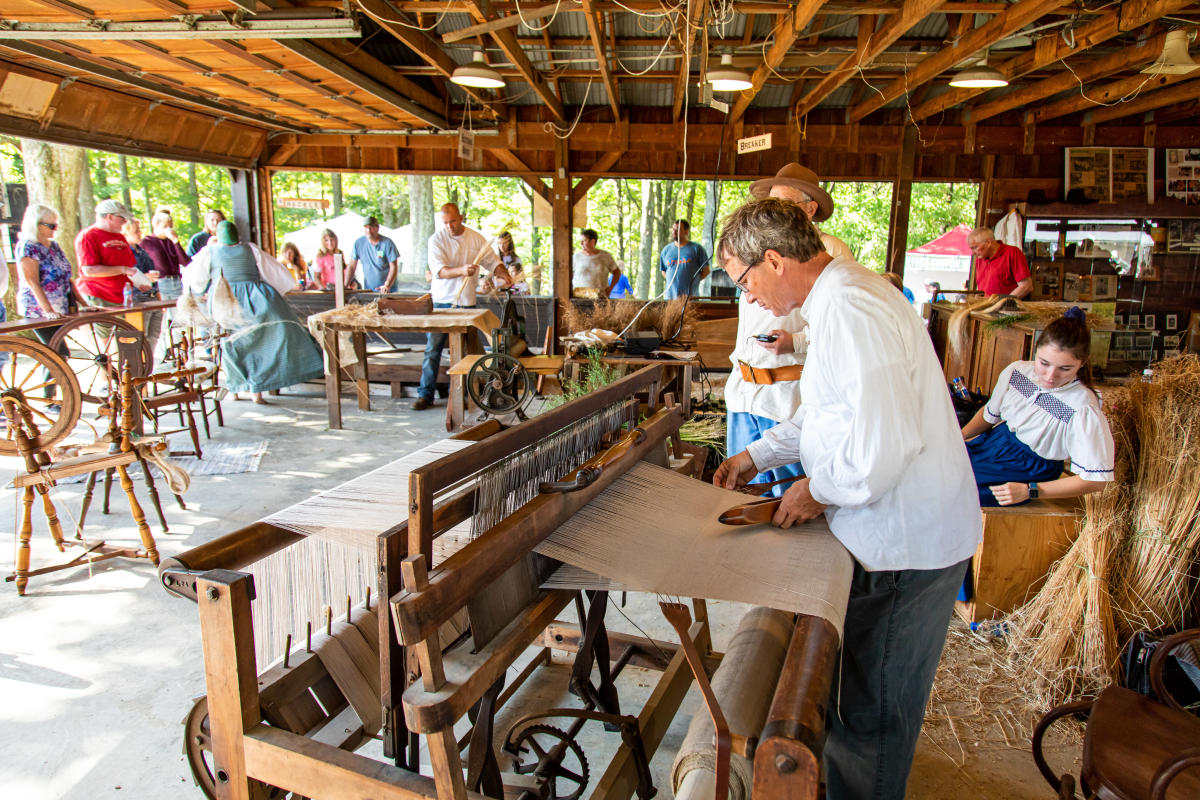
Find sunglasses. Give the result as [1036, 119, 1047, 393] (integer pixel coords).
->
[39, 221, 58, 230]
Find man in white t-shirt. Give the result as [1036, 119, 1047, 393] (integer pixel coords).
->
[725, 163, 853, 494]
[571, 229, 620, 297]
[414, 203, 500, 411]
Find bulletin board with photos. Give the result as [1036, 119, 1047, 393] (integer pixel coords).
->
[1064, 147, 1154, 203]
[1165, 148, 1200, 205]
[1107, 310, 1191, 364]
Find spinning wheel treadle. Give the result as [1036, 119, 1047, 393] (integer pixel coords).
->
[467, 352, 533, 415]
[0, 336, 82, 455]
[504, 723, 591, 800]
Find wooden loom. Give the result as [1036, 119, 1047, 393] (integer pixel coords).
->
[163, 365, 843, 800]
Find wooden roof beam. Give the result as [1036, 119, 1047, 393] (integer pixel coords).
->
[465, 0, 566, 120]
[388, 2, 1011, 15]
[912, 0, 1197, 121]
[847, 0, 1073, 123]
[493, 150, 549, 199]
[971, 31, 1170, 123]
[1083, 76, 1200, 125]
[729, 0, 825, 124]
[793, 0, 947, 120]
[275, 39, 449, 129]
[672, 0, 707, 120]
[354, 0, 505, 118]
[1027, 62, 1195, 124]
[0, 40, 308, 132]
[580, 0, 621, 119]
[443, 2, 562, 43]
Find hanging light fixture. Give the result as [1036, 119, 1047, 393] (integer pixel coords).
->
[707, 54, 753, 92]
[450, 51, 505, 88]
[948, 49, 1008, 88]
[1141, 29, 1198, 75]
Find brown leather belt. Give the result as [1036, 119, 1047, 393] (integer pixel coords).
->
[738, 361, 804, 385]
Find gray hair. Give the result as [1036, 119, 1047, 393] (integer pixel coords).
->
[968, 227, 995, 243]
[717, 198, 824, 270]
[20, 203, 58, 242]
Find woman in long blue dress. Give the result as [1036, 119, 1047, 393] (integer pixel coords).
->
[185, 221, 323, 404]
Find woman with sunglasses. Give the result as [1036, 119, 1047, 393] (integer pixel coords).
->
[16, 204, 75, 335]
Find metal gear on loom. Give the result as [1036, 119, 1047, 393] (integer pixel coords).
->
[466, 352, 534, 416]
[504, 723, 591, 800]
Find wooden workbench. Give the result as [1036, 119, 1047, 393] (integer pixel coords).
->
[313, 308, 501, 431]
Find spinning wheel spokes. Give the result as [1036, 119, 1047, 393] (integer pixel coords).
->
[49, 316, 151, 405]
[0, 336, 82, 456]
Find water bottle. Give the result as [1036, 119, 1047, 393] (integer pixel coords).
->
[952, 376, 971, 401]
[123, 282, 135, 308]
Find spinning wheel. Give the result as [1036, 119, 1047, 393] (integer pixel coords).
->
[505, 723, 591, 800]
[466, 352, 533, 416]
[0, 336, 82, 456]
[49, 315, 152, 405]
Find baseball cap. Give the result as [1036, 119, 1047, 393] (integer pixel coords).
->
[96, 198, 134, 221]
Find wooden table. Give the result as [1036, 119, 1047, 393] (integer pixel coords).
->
[314, 308, 501, 432]
[564, 353, 699, 417]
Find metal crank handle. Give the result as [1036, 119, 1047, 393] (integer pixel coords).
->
[539, 427, 647, 493]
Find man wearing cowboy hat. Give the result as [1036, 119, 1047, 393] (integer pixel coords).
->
[724, 163, 853, 495]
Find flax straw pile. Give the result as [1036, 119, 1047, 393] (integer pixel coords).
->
[562, 297, 699, 340]
[1005, 355, 1200, 706]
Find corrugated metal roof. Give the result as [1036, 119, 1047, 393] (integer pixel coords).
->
[906, 13, 952, 41]
[622, 81, 676, 107]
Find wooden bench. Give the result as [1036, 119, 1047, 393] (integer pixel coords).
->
[955, 498, 1083, 624]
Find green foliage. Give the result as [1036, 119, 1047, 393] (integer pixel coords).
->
[85, 151, 231, 240]
[542, 348, 622, 409]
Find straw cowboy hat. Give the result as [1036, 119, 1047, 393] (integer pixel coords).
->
[749, 163, 834, 222]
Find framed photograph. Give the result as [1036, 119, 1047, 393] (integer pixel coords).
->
[1167, 313, 1179, 330]
[1167, 219, 1200, 252]
[1163, 335, 1181, 348]
[1115, 333, 1134, 349]
[1128, 314, 1140, 328]
[1110, 350, 1126, 361]
[1114, 314, 1124, 325]
[1065, 147, 1154, 203]
[1165, 349, 1182, 358]
[1165, 148, 1200, 205]
[1143, 314, 1156, 329]
[1136, 333, 1154, 348]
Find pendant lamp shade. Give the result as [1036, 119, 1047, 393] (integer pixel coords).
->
[948, 50, 1008, 88]
[708, 54, 753, 92]
[1141, 29, 1198, 75]
[451, 51, 505, 88]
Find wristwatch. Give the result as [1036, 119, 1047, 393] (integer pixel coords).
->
[1027, 482, 1039, 499]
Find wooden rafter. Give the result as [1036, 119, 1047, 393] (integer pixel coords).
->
[317, 38, 447, 119]
[493, 150, 549, 199]
[672, 0, 707, 120]
[388, 2, 1018, 14]
[968, 30, 1171, 123]
[580, 0, 620, 119]
[466, 0, 566, 120]
[793, 0, 946, 121]
[354, 0, 504, 118]
[911, 0, 1197, 121]
[847, 0, 1072, 123]
[729, 0, 824, 124]
[443, 2, 562, 43]
[1083, 76, 1200, 124]
[0, 39, 308, 132]
[1028, 66, 1195, 124]
[275, 39, 449, 129]
[28, 0, 93, 16]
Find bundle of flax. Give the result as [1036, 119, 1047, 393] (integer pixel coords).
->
[562, 297, 699, 341]
[1006, 355, 1200, 706]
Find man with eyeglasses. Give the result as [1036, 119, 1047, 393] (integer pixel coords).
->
[75, 199, 146, 307]
[724, 163, 853, 496]
[713, 197, 980, 800]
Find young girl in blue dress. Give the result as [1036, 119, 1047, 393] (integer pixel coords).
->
[962, 307, 1115, 506]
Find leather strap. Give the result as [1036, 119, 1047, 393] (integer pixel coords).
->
[738, 361, 804, 385]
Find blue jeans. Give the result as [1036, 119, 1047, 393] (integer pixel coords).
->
[418, 303, 469, 402]
[825, 558, 970, 800]
[726, 411, 804, 496]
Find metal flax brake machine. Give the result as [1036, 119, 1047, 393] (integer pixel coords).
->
[161, 365, 842, 800]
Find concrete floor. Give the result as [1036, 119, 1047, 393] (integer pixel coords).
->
[0, 386, 1069, 799]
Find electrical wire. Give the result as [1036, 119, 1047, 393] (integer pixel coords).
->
[354, 0, 454, 31]
[544, 78, 593, 138]
[513, 0, 569, 31]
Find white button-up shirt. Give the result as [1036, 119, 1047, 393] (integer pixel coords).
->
[724, 231, 853, 422]
[746, 256, 982, 572]
[427, 225, 500, 306]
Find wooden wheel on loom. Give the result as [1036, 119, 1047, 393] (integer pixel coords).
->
[48, 315, 153, 405]
[183, 697, 281, 800]
[0, 335, 82, 456]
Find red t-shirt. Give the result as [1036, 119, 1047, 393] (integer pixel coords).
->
[76, 226, 135, 304]
[974, 243, 1030, 295]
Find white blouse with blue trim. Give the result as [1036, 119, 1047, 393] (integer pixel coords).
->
[983, 361, 1115, 482]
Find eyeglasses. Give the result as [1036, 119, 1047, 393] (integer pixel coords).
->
[39, 221, 58, 230]
[732, 260, 759, 292]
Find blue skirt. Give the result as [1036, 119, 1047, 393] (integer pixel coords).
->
[967, 422, 1063, 507]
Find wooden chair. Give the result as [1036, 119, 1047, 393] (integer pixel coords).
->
[1032, 628, 1200, 799]
[116, 332, 205, 457]
[4, 366, 163, 596]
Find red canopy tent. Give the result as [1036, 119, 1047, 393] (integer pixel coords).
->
[907, 223, 973, 256]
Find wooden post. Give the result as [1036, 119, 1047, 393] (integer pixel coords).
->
[885, 124, 917, 279]
[197, 570, 262, 800]
[552, 136, 573, 348]
[256, 165, 276, 254]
